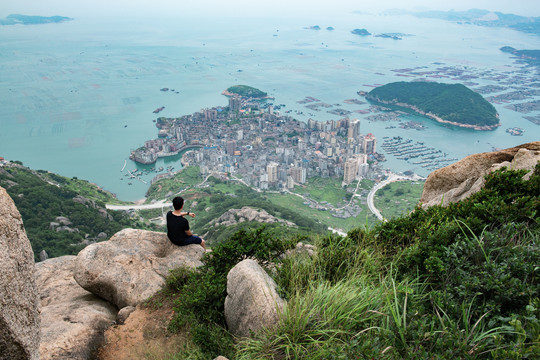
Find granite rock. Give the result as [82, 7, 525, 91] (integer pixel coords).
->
[0, 186, 40, 360]
[74, 229, 204, 308]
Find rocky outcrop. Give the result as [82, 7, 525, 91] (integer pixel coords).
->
[420, 142, 540, 208]
[74, 229, 205, 308]
[116, 306, 136, 325]
[72, 196, 113, 220]
[281, 242, 316, 259]
[224, 259, 285, 338]
[210, 206, 296, 228]
[36, 256, 117, 360]
[0, 186, 40, 360]
[39, 249, 49, 262]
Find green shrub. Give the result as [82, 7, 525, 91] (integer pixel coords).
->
[165, 226, 298, 358]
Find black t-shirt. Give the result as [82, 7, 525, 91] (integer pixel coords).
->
[166, 211, 190, 245]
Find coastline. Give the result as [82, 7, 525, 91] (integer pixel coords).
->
[368, 98, 500, 131]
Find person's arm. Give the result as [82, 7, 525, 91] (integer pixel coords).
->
[180, 211, 196, 218]
[185, 229, 193, 236]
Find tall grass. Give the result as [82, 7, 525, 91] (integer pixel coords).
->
[236, 275, 389, 360]
[237, 226, 520, 359]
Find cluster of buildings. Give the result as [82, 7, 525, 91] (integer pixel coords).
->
[132, 96, 384, 190]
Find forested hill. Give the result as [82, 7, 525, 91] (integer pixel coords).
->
[0, 163, 142, 260]
[366, 81, 500, 130]
[225, 85, 267, 98]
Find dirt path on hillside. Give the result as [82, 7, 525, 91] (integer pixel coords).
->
[98, 304, 188, 360]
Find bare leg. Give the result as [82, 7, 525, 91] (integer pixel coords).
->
[201, 239, 206, 250]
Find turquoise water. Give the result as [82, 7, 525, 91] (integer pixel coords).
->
[1, 14, 539, 201]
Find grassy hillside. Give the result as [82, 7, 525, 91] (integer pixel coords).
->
[148, 163, 539, 359]
[0, 163, 153, 260]
[146, 166, 379, 235]
[160, 176, 327, 245]
[374, 180, 425, 219]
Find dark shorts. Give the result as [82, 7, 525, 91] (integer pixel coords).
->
[171, 235, 203, 246]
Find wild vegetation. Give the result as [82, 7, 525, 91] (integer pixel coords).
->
[366, 81, 499, 128]
[0, 163, 152, 260]
[151, 163, 539, 359]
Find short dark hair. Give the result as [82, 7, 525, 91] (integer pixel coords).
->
[172, 196, 184, 210]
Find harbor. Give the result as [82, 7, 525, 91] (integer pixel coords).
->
[381, 136, 458, 172]
[120, 162, 178, 186]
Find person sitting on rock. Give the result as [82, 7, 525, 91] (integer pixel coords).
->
[166, 196, 206, 250]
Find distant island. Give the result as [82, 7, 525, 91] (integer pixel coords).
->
[304, 25, 334, 31]
[351, 28, 371, 36]
[365, 81, 500, 130]
[374, 33, 413, 40]
[0, 14, 73, 25]
[223, 85, 268, 99]
[383, 8, 540, 36]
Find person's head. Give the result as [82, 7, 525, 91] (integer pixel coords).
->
[172, 196, 184, 210]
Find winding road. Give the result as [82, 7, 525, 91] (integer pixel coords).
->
[366, 173, 422, 221]
[105, 199, 171, 211]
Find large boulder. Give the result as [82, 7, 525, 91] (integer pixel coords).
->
[36, 256, 117, 360]
[420, 142, 540, 208]
[0, 186, 40, 360]
[74, 229, 204, 308]
[224, 259, 285, 338]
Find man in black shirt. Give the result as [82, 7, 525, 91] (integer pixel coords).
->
[166, 196, 206, 250]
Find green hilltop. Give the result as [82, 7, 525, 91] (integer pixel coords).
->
[366, 81, 500, 130]
[225, 85, 267, 98]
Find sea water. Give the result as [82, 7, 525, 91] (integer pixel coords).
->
[0, 13, 538, 201]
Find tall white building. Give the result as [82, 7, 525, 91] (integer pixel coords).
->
[347, 119, 361, 141]
[229, 97, 241, 112]
[363, 133, 377, 154]
[291, 166, 306, 184]
[343, 158, 358, 185]
[267, 162, 278, 183]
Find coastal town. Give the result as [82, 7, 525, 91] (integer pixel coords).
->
[128, 56, 540, 195]
[130, 90, 385, 192]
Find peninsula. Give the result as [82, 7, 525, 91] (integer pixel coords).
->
[500, 46, 540, 68]
[365, 81, 500, 130]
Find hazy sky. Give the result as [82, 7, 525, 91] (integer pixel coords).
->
[1, 0, 539, 19]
